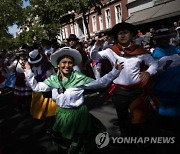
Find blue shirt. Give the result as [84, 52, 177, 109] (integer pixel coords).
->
[152, 45, 180, 59]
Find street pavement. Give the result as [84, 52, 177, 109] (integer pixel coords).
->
[0, 90, 178, 154]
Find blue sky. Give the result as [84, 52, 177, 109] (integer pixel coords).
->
[22, 0, 30, 8]
[8, 0, 30, 36]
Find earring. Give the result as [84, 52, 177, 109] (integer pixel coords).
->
[57, 69, 60, 75]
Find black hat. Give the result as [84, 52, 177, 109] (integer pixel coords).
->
[153, 28, 176, 40]
[16, 49, 27, 56]
[111, 21, 137, 37]
[67, 34, 79, 41]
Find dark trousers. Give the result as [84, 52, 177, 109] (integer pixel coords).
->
[112, 87, 143, 137]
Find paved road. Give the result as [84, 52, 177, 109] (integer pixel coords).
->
[0, 90, 178, 154]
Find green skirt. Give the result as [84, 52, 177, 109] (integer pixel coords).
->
[52, 104, 106, 154]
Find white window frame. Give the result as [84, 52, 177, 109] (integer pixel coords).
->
[74, 23, 78, 36]
[92, 15, 97, 32]
[65, 27, 68, 39]
[62, 28, 65, 40]
[115, 4, 122, 24]
[105, 8, 111, 29]
[99, 15, 103, 31]
[70, 24, 74, 34]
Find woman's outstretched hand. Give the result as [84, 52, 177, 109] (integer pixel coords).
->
[115, 59, 124, 70]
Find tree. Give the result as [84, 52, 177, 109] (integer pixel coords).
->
[28, 0, 102, 39]
[0, 0, 23, 50]
[29, 0, 66, 40]
[57, 0, 103, 39]
[0, 0, 103, 50]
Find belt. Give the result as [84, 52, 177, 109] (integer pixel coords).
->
[115, 82, 142, 90]
[106, 82, 142, 100]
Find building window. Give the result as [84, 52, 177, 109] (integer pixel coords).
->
[105, 9, 111, 29]
[92, 15, 97, 32]
[62, 28, 65, 40]
[115, 4, 122, 24]
[70, 24, 74, 34]
[74, 23, 78, 36]
[65, 27, 68, 39]
[99, 15, 103, 31]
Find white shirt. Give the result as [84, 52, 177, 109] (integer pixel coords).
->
[24, 68, 120, 108]
[90, 46, 158, 86]
[158, 54, 180, 70]
[7, 59, 18, 75]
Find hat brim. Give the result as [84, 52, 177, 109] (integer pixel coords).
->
[111, 22, 137, 36]
[50, 47, 82, 67]
[176, 26, 180, 30]
[153, 33, 177, 39]
[16, 52, 27, 56]
[66, 38, 79, 41]
[28, 55, 42, 64]
[16, 49, 27, 55]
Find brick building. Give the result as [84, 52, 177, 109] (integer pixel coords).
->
[58, 0, 128, 42]
[58, 0, 180, 42]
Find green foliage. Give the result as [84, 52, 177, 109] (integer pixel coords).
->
[0, 0, 23, 27]
[0, 0, 103, 50]
[0, 0, 23, 50]
[28, 0, 102, 37]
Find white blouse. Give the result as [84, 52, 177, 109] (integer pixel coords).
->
[90, 46, 158, 86]
[24, 68, 120, 108]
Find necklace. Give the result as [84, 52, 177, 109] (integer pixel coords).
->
[57, 73, 66, 94]
[57, 87, 66, 94]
